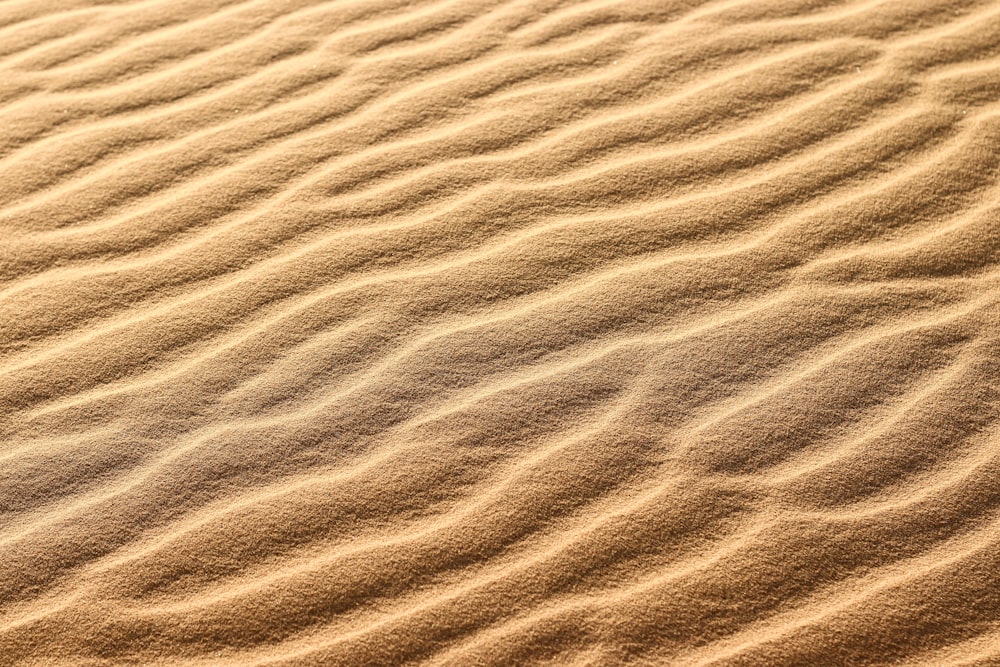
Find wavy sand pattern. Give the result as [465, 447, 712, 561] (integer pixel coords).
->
[1, 0, 999, 665]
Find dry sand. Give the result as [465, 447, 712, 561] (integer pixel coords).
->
[1, 0, 999, 665]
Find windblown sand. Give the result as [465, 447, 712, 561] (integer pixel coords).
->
[1, 0, 999, 665]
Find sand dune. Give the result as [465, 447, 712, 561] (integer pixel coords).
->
[1, 0, 999, 664]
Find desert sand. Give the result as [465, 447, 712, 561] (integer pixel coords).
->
[0, 0, 999, 665]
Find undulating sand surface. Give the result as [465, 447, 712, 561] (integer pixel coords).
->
[1, 0, 999, 665]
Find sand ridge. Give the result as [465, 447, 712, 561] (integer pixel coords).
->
[1, 0, 999, 665]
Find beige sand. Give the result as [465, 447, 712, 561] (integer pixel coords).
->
[1, 0, 999, 665]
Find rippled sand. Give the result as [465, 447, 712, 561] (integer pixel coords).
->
[1, 1, 999, 665]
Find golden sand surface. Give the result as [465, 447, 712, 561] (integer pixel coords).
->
[1, 0, 999, 665]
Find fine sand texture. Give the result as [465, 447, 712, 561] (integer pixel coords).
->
[1, 0, 1000, 665]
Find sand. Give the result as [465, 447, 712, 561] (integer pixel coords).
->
[0, 0, 998, 665]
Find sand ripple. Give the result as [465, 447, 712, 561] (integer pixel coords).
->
[1, 0, 999, 665]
